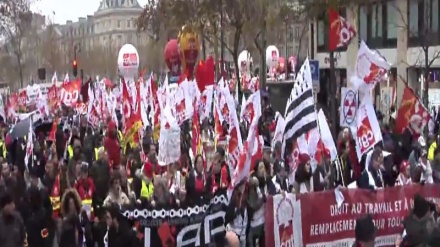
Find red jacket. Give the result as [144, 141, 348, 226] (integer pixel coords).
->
[104, 129, 120, 168]
[74, 177, 96, 200]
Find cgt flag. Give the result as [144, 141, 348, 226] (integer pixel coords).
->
[394, 84, 431, 135]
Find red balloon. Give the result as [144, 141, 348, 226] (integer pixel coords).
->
[164, 39, 181, 74]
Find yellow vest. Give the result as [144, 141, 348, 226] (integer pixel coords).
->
[0, 141, 6, 158]
[140, 180, 154, 200]
[67, 145, 73, 159]
[118, 130, 123, 141]
[428, 142, 437, 161]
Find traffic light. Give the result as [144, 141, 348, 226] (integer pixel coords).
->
[73, 59, 78, 77]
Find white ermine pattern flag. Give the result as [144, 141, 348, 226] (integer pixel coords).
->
[283, 58, 318, 147]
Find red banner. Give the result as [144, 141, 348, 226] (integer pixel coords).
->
[60, 79, 81, 107]
[296, 185, 440, 247]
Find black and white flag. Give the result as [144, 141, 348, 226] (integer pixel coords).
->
[283, 58, 318, 147]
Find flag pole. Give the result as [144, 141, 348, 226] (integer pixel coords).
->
[329, 51, 337, 138]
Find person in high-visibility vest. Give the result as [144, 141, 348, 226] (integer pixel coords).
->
[94, 146, 104, 162]
[0, 139, 6, 159]
[137, 162, 154, 201]
[74, 163, 95, 219]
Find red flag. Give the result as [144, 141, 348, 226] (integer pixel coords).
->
[328, 7, 356, 51]
[395, 84, 431, 135]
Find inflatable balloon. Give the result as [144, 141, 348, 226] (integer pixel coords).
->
[265, 45, 279, 68]
[178, 25, 200, 79]
[164, 39, 181, 76]
[277, 57, 286, 73]
[117, 44, 139, 82]
[237, 50, 252, 77]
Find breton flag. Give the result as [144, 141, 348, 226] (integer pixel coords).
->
[283, 58, 318, 155]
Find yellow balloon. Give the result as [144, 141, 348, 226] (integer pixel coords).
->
[178, 25, 200, 77]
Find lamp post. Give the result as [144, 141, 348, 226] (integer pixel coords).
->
[284, 16, 289, 79]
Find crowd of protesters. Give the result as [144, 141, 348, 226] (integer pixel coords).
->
[1, 101, 440, 247]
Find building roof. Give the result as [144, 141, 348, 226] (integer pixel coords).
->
[97, 0, 141, 12]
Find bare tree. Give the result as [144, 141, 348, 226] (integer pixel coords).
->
[392, 0, 440, 108]
[39, 24, 63, 74]
[0, 0, 35, 88]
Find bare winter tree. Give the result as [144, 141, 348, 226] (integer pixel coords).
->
[393, 0, 440, 107]
[0, 0, 35, 89]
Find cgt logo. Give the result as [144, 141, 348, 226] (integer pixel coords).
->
[60, 89, 79, 106]
[357, 118, 375, 151]
[122, 53, 138, 67]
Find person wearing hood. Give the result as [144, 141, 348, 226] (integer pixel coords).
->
[24, 186, 54, 247]
[401, 194, 436, 246]
[90, 148, 110, 211]
[104, 121, 121, 169]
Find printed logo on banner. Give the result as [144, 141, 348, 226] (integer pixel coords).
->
[121, 190, 229, 247]
[265, 193, 297, 247]
[122, 53, 138, 67]
[276, 197, 295, 247]
[272, 50, 278, 62]
[342, 89, 357, 125]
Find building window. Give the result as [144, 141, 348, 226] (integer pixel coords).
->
[317, 20, 325, 47]
[117, 20, 121, 28]
[371, 4, 383, 38]
[127, 20, 131, 28]
[386, 1, 397, 39]
[359, 5, 368, 41]
[430, 0, 439, 32]
[409, 0, 418, 37]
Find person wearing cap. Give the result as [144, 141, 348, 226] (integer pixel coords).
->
[358, 147, 384, 190]
[292, 153, 315, 194]
[395, 160, 412, 186]
[418, 148, 434, 184]
[137, 162, 154, 202]
[272, 160, 290, 193]
[353, 214, 376, 247]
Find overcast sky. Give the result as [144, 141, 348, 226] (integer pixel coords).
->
[31, 0, 149, 24]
